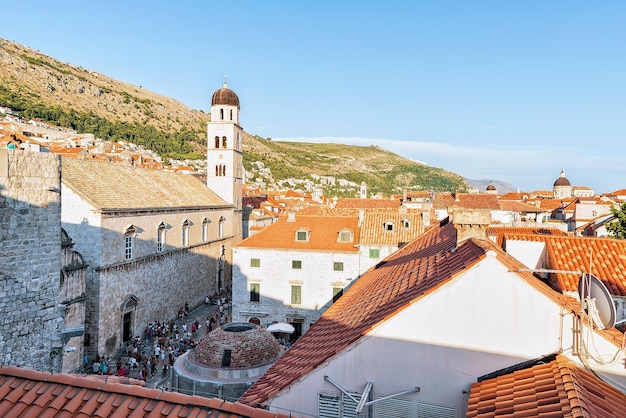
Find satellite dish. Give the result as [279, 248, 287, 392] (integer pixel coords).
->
[578, 274, 616, 330]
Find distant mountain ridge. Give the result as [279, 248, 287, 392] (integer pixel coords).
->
[0, 38, 515, 196]
[465, 179, 519, 194]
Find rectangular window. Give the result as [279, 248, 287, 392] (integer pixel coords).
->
[125, 235, 133, 260]
[250, 258, 260, 267]
[291, 285, 302, 305]
[332, 287, 343, 303]
[338, 230, 352, 242]
[292, 260, 302, 269]
[296, 230, 307, 241]
[369, 248, 380, 259]
[249, 283, 260, 302]
[333, 262, 344, 271]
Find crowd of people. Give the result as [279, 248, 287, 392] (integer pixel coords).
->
[84, 289, 232, 383]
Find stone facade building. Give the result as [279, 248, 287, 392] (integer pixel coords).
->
[0, 149, 65, 372]
[59, 228, 87, 372]
[61, 157, 237, 358]
[58, 82, 245, 359]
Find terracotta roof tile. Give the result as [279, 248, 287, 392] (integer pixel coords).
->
[334, 198, 401, 209]
[240, 219, 487, 406]
[236, 214, 360, 252]
[62, 156, 227, 211]
[487, 226, 567, 246]
[0, 366, 295, 417]
[467, 354, 626, 417]
[502, 234, 626, 296]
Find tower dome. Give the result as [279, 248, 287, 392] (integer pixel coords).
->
[211, 79, 240, 108]
[553, 169, 571, 187]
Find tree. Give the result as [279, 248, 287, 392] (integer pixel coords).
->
[606, 202, 626, 239]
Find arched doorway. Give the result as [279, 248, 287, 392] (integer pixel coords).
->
[121, 295, 138, 342]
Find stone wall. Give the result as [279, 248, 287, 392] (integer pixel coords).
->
[0, 149, 64, 371]
[91, 239, 232, 357]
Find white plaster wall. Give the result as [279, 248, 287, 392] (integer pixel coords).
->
[61, 185, 103, 267]
[502, 239, 547, 273]
[232, 247, 359, 330]
[358, 244, 397, 276]
[267, 252, 626, 417]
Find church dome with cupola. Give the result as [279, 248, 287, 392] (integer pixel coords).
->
[553, 169, 573, 199]
[553, 169, 571, 187]
[211, 80, 240, 108]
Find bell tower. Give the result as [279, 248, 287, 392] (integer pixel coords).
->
[207, 78, 243, 211]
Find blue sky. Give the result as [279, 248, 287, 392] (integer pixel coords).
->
[2, 1, 625, 193]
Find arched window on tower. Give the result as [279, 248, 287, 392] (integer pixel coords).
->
[215, 166, 219, 176]
[222, 165, 226, 176]
[222, 136, 227, 149]
[220, 108, 224, 120]
[214, 136, 219, 148]
[230, 109, 233, 120]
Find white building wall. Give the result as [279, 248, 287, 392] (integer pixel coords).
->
[61, 185, 103, 267]
[502, 240, 547, 274]
[232, 247, 359, 331]
[267, 252, 626, 417]
[358, 244, 397, 276]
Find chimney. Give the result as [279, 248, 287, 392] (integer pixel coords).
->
[287, 211, 296, 222]
[449, 208, 490, 245]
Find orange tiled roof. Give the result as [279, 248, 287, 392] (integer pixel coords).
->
[498, 200, 546, 212]
[498, 192, 530, 201]
[466, 354, 626, 417]
[539, 199, 565, 210]
[296, 206, 359, 216]
[240, 220, 487, 407]
[501, 234, 626, 296]
[455, 194, 501, 209]
[487, 226, 567, 246]
[236, 214, 360, 252]
[334, 198, 401, 209]
[240, 220, 625, 408]
[0, 366, 294, 418]
[359, 211, 424, 245]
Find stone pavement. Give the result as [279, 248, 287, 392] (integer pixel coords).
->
[144, 300, 226, 388]
[101, 298, 230, 389]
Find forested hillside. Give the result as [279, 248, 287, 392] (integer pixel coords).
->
[0, 38, 469, 195]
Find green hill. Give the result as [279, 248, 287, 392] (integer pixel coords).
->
[0, 38, 468, 196]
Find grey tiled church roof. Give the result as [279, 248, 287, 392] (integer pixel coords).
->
[62, 157, 228, 211]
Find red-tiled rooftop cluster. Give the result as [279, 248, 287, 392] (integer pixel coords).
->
[0, 366, 293, 417]
[240, 220, 487, 407]
[467, 354, 626, 417]
[501, 234, 626, 296]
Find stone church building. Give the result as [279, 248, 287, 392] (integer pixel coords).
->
[61, 81, 244, 358]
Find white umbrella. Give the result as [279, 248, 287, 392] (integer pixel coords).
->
[267, 322, 295, 334]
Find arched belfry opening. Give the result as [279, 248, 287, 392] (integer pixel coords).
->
[121, 294, 138, 342]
